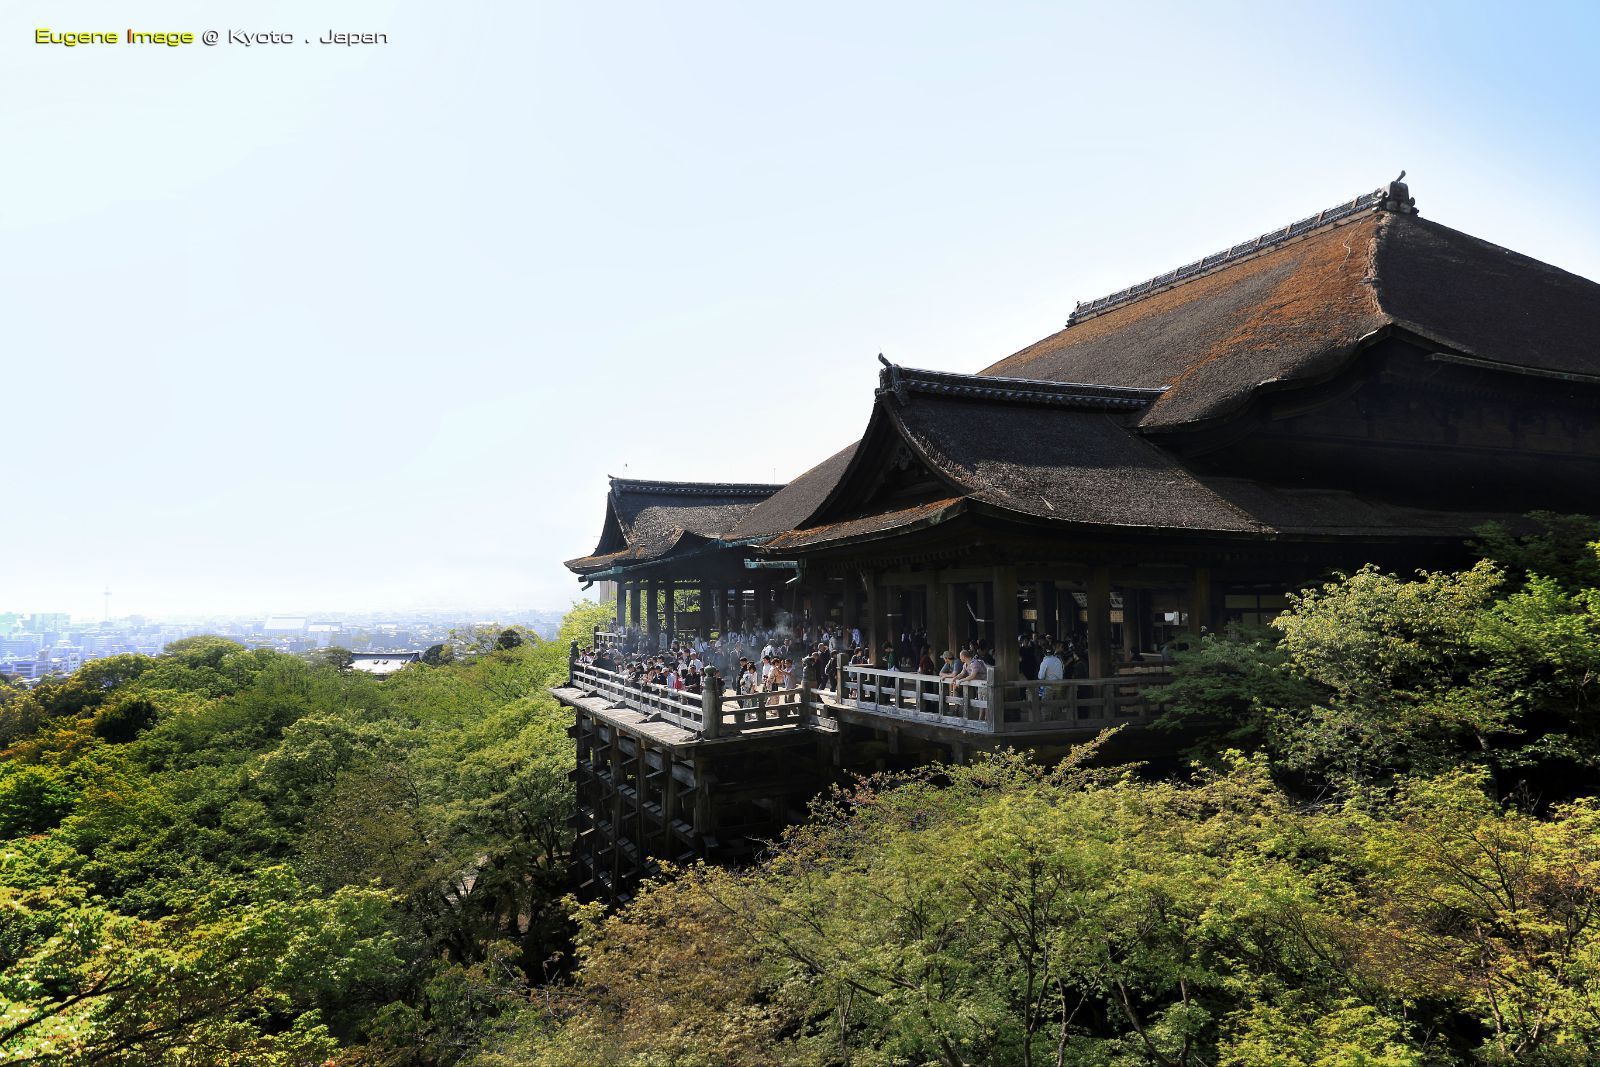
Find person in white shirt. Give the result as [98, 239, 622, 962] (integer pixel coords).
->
[1038, 644, 1066, 683]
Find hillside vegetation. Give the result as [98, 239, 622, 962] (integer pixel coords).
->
[5, 517, 1600, 1065]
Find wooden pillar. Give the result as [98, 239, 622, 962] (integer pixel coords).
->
[994, 567, 1019, 681]
[733, 586, 746, 634]
[629, 583, 642, 637]
[661, 757, 680, 854]
[1189, 566, 1213, 635]
[664, 581, 677, 643]
[691, 755, 712, 842]
[615, 580, 629, 630]
[865, 577, 881, 661]
[1042, 581, 1059, 642]
[1087, 565, 1112, 677]
[645, 581, 660, 643]
[699, 583, 713, 640]
[946, 581, 963, 656]
[843, 577, 861, 648]
[927, 578, 948, 657]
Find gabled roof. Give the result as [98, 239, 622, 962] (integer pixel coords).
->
[982, 183, 1600, 429]
[730, 444, 860, 541]
[564, 477, 782, 574]
[760, 363, 1521, 553]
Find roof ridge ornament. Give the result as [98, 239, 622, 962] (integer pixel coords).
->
[1378, 170, 1418, 215]
[876, 353, 908, 404]
[1066, 178, 1420, 326]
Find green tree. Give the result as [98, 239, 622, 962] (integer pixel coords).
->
[1474, 512, 1600, 592]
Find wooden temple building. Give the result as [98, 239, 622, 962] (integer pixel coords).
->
[553, 178, 1600, 901]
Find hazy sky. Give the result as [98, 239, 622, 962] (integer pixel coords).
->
[5, 1, 1598, 621]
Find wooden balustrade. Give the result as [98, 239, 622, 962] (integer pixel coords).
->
[569, 663, 806, 736]
[570, 663, 1167, 739]
[835, 665, 1169, 735]
[990, 674, 1170, 733]
[837, 664, 994, 730]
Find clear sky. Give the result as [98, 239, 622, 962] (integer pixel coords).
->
[4, 1, 1598, 621]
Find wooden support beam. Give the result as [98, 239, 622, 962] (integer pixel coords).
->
[843, 577, 861, 648]
[1088, 565, 1112, 677]
[947, 581, 963, 656]
[927, 577, 948, 658]
[865, 577, 881, 664]
[994, 566, 1020, 681]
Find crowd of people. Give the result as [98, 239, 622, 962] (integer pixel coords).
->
[573, 621, 1100, 704]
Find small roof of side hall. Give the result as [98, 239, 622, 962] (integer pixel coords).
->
[564, 477, 783, 575]
[981, 180, 1600, 430]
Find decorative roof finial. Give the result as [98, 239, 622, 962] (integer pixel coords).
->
[875, 354, 905, 400]
[1379, 171, 1418, 215]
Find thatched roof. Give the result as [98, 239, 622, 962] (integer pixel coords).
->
[983, 194, 1600, 429]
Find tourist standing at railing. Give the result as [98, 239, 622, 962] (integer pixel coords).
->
[1037, 643, 1066, 698]
[954, 649, 988, 685]
[916, 646, 937, 675]
[938, 650, 958, 682]
[739, 661, 758, 695]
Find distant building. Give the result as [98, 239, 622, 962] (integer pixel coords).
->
[349, 651, 422, 677]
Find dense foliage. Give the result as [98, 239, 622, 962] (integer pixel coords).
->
[5, 519, 1599, 1065]
[525, 754, 1600, 1066]
[0, 602, 609, 1065]
[513, 521, 1600, 1066]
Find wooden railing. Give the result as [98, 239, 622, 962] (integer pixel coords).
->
[990, 674, 1170, 734]
[834, 665, 1169, 735]
[569, 663, 807, 736]
[836, 664, 994, 731]
[569, 662, 1167, 739]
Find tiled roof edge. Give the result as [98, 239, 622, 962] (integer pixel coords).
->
[1067, 178, 1419, 326]
[877, 362, 1166, 411]
[607, 478, 784, 497]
